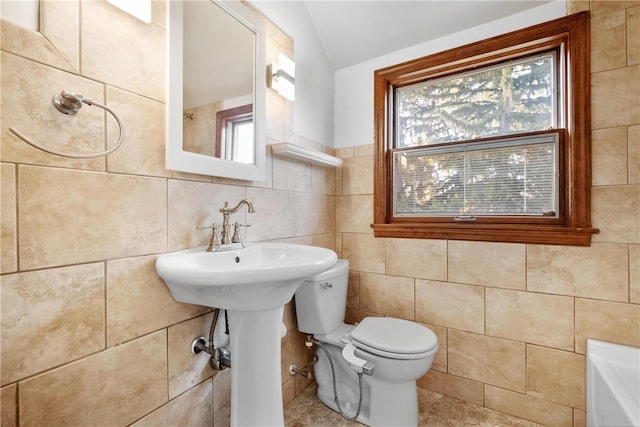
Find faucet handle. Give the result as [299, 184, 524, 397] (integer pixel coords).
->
[212, 224, 221, 245]
[197, 223, 221, 248]
[231, 222, 251, 244]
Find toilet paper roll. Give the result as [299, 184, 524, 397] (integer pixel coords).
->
[213, 311, 230, 348]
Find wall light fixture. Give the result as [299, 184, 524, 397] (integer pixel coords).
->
[268, 54, 295, 101]
[107, 0, 151, 23]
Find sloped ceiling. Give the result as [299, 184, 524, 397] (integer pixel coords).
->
[302, 1, 553, 69]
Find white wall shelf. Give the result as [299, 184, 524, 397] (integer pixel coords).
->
[271, 142, 342, 167]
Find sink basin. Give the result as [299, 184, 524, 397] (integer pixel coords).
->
[155, 242, 337, 311]
[155, 242, 337, 426]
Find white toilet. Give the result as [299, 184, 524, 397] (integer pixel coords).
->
[295, 260, 438, 427]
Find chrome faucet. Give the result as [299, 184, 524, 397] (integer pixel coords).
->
[219, 199, 255, 244]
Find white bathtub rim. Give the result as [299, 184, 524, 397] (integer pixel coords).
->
[586, 339, 640, 427]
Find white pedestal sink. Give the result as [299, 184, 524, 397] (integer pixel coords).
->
[155, 242, 337, 426]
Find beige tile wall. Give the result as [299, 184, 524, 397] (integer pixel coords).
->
[0, 1, 336, 425]
[2, 1, 639, 427]
[338, 2, 640, 426]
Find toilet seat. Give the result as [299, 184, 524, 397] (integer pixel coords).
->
[350, 317, 438, 360]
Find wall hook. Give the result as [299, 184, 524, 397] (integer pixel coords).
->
[8, 90, 124, 159]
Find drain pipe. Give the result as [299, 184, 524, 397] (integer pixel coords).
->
[190, 308, 231, 370]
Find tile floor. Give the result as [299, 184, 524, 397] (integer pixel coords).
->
[284, 385, 543, 427]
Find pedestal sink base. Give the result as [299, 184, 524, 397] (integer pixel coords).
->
[155, 243, 338, 426]
[228, 306, 285, 426]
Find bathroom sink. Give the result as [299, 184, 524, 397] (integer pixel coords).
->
[156, 242, 337, 425]
[155, 242, 338, 311]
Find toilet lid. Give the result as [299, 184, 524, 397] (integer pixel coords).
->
[350, 317, 438, 358]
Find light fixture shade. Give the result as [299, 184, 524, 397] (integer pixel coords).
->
[269, 53, 295, 101]
[107, 0, 151, 23]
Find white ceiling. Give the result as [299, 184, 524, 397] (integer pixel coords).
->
[301, 1, 553, 69]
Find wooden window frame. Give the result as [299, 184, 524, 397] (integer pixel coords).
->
[215, 104, 253, 159]
[372, 12, 598, 246]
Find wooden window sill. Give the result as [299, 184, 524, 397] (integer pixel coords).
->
[371, 223, 599, 246]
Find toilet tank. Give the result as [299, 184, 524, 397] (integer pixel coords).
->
[295, 259, 349, 335]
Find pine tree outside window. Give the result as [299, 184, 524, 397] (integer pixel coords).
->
[372, 12, 598, 246]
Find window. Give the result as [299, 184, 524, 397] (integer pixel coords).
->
[216, 104, 254, 164]
[396, 53, 557, 147]
[394, 131, 560, 218]
[373, 12, 597, 246]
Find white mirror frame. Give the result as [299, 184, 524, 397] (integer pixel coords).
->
[166, 0, 266, 181]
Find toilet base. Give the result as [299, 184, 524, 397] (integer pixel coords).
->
[314, 341, 421, 427]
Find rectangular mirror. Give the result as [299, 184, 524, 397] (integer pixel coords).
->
[166, 0, 265, 181]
